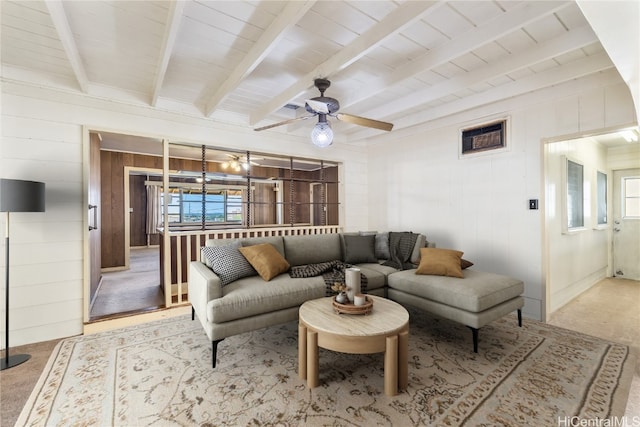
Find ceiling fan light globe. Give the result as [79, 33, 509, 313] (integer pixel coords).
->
[311, 122, 333, 147]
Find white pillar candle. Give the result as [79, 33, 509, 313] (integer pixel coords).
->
[354, 294, 366, 306]
[345, 268, 361, 302]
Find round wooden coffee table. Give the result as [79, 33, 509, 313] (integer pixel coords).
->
[298, 295, 409, 396]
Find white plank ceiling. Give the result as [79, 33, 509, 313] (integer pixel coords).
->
[0, 0, 621, 143]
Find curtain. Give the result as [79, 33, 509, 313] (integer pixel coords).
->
[146, 184, 162, 235]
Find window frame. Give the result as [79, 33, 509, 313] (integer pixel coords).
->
[562, 155, 586, 233]
[594, 170, 608, 228]
[622, 176, 640, 219]
[162, 186, 245, 226]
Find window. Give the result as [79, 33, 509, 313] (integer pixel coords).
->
[563, 157, 585, 231]
[226, 190, 242, 222]
[165, 143, 341, 228]
[162, 188, 243, 224]
[165, 192, 181, 223]
[623, 177, 640, 218]
[596, 171, 607, 225]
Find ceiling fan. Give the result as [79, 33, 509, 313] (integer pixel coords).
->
[254, 78, 394, 147]
[222, 153, 260, 171]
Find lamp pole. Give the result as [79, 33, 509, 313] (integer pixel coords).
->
[4, 212, 10, 367]
[2, 211, 31, 370]
[1, 179, 45, 370]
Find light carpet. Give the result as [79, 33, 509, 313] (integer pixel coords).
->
[90, 248, 163, 318]
[17, 307, 634, 426]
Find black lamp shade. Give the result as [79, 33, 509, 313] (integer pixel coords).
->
[0, 179, 45, 213]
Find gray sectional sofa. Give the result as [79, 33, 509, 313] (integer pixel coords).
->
[189, 232, 524, 367]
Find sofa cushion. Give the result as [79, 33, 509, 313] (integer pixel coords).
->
[239, 243, 290, 281]
[410, 234, 427, 264]
[374, 232, 390, 260]
[416, 247, 464, 278]
[202, 242, 257, 286]
[339, 232, 359, 258]
[240, 236, 285, 258]
[284, 234, 342, 266]
[202, 238, 240, 268]
[202, 237, 285, 269]
[461, 259, 474, 269]
[209, 274, 326, 323]
[354, 263, 397, 290]
[388, 268, 524, 313]
[343, 234, 377, 264]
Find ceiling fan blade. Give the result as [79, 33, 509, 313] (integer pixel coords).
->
[336, 113, 394, 132]
[253, 114, 316, 131]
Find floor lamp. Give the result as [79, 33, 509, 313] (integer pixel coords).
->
[1, 179, 45, 371]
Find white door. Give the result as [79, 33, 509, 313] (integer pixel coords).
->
[612, 168, 640, 280]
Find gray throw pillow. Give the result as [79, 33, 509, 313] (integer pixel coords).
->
[343, 234, 377, 264]
[202, 242, 256, 286]
[375, 232, 390, 260]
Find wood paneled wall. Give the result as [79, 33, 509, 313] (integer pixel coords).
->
[252, 182, 277, 225]
[101, 151, 163, 268]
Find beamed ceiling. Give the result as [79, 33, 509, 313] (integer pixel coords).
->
[0, 1, 635, 145]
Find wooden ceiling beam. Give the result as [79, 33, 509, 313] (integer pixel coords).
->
[249, 1, 442, 127]
[364, 25, 598, 120]
[202, 0, 316, 117]
[151, 1, 186, 107]
[350, 52, 614, 141]
[342, 1, 570, 110]
[45, 0, 89, 93]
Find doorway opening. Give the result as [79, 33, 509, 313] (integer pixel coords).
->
[89, 166, 166, 321]
[543, 126, 640, 320]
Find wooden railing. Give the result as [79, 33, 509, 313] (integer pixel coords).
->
[160, 225, 343, 306]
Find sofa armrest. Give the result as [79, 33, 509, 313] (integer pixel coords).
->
[190, 261, 222, 298]
[189, 261, 222, 330]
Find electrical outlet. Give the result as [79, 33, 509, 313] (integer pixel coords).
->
[529, 199, 538, 210]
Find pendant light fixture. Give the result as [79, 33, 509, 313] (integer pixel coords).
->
[310, 114, 333, 147]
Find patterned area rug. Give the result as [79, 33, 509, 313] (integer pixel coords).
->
[17, 307, 634, 426]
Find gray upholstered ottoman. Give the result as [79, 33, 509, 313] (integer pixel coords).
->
[387, 269, 524, 352]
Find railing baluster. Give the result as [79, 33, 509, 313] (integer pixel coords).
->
[176, 235, 182, 305]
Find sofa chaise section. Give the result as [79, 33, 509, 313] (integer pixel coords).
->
[387, 268, 524, 352]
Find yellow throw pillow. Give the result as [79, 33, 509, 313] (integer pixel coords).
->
[239, 243, 290, 281]
[415, 248, 464, 278]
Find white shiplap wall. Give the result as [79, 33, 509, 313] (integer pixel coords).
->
[1, 113, 84, 345]
[0, 80, 369, 347]
[366, 70, 637, 321]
